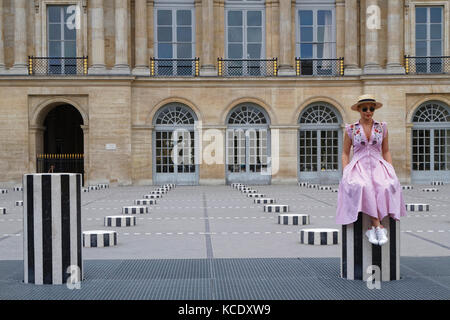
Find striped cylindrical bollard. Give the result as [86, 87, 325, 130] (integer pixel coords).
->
[0, 208, 6, 215]
[23, 173, 83, 285]
[341, 212, 400, 281]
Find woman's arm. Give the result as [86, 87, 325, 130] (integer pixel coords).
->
[382, 128, 393, 165]
[342, 129, 352, 169]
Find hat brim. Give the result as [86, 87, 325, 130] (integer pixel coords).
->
[351, 101, 383, 111]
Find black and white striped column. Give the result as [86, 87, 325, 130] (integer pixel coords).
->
[264, 204, 288, 213]
[431, 181, 444, 186]
[278, 214, 310, 226]
[134, 199, 156, 205]
[104, 216, 136, 227]
[300, 228, 339, 245]
[122, 206, 149, 214]
[144, 194, 162, 199]
[0, 189, 7, 194]
[318, 186, 332, 190]
[88, 185, 99, 191]
[341, 212, 400, 281]
[14, 186, 23, 192]
[15, 200, 23, 206]
[247, 193, 265, 198]
[242, 189, 257, 194]
[401, 185, 413, 190]
[298, 182, 309, 187]
[83, 230, 117, 248]
[0, 208, 6, 215]
[23, 173, 83, 285]
[97, 183, 109, 189]
[405, 204, 429, 212]
[254, 198, 275, 204]
[422, 188, 439, 192]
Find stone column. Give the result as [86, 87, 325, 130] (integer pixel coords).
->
[11, 0, 28, 74]
[81, 125, 89, 186]
[113, 0, 130, 74]
[89, 0, 106, 74]
[278, 0, 295, 76]
[363, 0, 383, 74]
[0, 0, 5, 72]
[386, 0, 405, 74]
[344, 0, 361, 75]
[200, 0, 216, 76]
[133, 0, 149, 75]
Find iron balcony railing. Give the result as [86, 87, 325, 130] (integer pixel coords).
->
[404, 55, 450, 75]
[218, 58, 278, 77]
[295, 57, 344, 76]
[28, 56, 88, 76]
[150, 58, 199, 77]
[36, 154, 85, 184]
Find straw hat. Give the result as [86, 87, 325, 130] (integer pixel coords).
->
[351, 94, 383, 111]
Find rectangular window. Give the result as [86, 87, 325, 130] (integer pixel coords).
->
[155, 5, 195, 76]
[47, 5, 77, 74]
[415, 6, 444, 73]
[296, 6, 336, 75]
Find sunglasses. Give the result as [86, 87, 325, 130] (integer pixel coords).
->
[361, 107, 375, 112]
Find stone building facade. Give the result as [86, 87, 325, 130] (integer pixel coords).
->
[0, 0, 449, 186]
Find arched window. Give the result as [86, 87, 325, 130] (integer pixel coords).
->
[226, 103, 270, 184]
[411, 101, 450, 182]
[298, 102, 342, 184]
[153, 103, 198, 185]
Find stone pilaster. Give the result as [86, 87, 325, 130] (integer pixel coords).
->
[133, 0, 149, 75]
[344, 0, 362, 75]
[113, 0, 130, 74]
[200, 0, 216, 76]
[89, 0, 107, 74]
[364, 0, 383, 74]
[278, 0, 295, 76]
[0, 0, 5, 73]
[11, 0, 28, 74]
[386, 0, 405, 74]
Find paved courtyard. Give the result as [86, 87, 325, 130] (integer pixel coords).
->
[0, 184, 449, 299]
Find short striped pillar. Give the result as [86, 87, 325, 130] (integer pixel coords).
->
[88, 185, 99, 191]
[144, 194, 162, 199]
[97, 183, 109, 189]
[0, 189, 7, 194]
[254, 198, 275, 204]
[341, 212, 400, 282]
[264, 204, 288, 213]
[318, 186, 332, 190]
[401, 185, 413, 190]
[300, 228, 339, 245]
[278, 214, 310, 225]
[405, 203, 429, 212]
[104, 216, 136, 227]
[247, 193, 265, 198]
[0, 208, 6, 214]
[134, 199, 157, 205]
[422, 188, 438, 192]
[242, 189, 257, 194]
[431, 181, 444, 186]
[23, 173, 83, 285]
[15, 200, 23, 207]
[122, 206, 149, 214]
[83, 230, 117, 248]
[14, 186, 23, 192]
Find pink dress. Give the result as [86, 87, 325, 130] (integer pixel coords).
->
[336, 119, 407, 225]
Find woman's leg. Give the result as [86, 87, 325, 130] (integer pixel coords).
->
[369, 216, 381, 228]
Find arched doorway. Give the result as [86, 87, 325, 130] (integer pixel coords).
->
[298, 102, 342, 184]
[411, 101, 450, 183]
[225, 103, 271, 185]
[37, 104, 84, 180]
[152, 103, 199, 185]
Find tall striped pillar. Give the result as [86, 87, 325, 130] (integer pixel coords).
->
[341, 212, 400, 281]
[23, 174, 83, 285]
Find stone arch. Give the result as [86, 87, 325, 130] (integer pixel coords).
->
[407, 96, 450, 124]
[145, 97, 202, 126]
[293, 96, 345, 126]
[221, 97, 276, 126]
[30, 97, 88, 127]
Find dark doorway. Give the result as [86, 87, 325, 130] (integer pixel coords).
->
[37, 105, 84, 182]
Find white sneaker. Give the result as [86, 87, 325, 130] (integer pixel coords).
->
[376, 226, 388, 245]
[365, 227, 379, 245]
